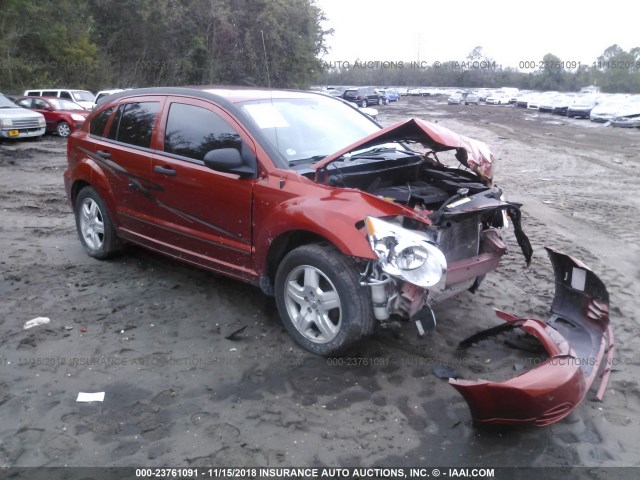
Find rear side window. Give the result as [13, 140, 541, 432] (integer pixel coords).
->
[27, 91, 40, 97]
[90, 107, 113, 137]
[17, 98, 32, 108]
[163, 103, 241, 161]
[108, 102, 159, 148]
[42, 91, 58, 97]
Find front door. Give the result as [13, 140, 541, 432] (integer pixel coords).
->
[148, 97, 255, 280]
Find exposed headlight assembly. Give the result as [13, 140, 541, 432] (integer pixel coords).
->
[0, 118, 13, 127]
[364, 216, 447, 289]
[71, 114, 86, 122]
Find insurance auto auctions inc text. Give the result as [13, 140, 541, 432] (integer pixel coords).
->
[322, 60, 499, 70]
[235, 467, 495, 478]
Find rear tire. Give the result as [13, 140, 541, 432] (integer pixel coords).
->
[74, 186, 122, 259]
[275, 243, 374, 356]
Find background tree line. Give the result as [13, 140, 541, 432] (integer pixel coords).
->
[0, 0, 330, 92]
[1, 1, 639, 94]
[321, 46, 640, 93]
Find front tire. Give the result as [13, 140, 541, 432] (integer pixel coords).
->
[57, 121, 71, 137]
[275, 243, 374, 356]
[74, 186, 122, 259]
[360, 100, 367, 108]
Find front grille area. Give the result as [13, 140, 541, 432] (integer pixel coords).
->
[436, 215, 481, 263]
[12, 118, 42, 129]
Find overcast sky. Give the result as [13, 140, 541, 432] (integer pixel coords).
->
[315, 0, 639, 69]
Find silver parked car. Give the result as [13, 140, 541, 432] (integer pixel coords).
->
[464, 92, 480, 105]
[0, 94, 46, 139]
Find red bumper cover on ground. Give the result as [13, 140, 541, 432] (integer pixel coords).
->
[450, 247, 614, 426]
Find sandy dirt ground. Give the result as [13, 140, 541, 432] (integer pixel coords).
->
[0, 97, 639, 469]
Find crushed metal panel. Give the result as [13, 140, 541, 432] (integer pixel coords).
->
[313, 118, 494, 183]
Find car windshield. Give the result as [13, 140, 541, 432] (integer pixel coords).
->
[71, 91, 95, 102]
[239, 96, 380, 165]
[0, 95, 18, 108]
[49, 98, 85, 110]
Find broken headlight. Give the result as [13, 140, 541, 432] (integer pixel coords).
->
[364, 216, 447, 289]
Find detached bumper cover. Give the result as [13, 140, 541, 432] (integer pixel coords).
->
[450, 247, 614, 426]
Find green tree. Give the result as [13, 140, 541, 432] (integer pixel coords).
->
[0, 0, 98, 91]
[536, 53, 564, 90]
[595, 44, 638, 92]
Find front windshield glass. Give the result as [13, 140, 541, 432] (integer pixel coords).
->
[49, 98, 85, 110]
[239, 96, 380, 165]
[0, 95, 18, 108]
[72, 91, 95, 102]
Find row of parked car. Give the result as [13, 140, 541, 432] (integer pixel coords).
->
[447, 89, 640, 127]
[0, 88, 132, 140]
[322, 86, 401, 107]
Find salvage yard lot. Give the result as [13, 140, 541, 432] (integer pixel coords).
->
[0, 97, 639, 468]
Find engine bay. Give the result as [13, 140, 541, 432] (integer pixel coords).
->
[300, 148, 492, 211]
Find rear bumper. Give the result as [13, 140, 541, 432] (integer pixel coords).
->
[450, 247, 613, 426]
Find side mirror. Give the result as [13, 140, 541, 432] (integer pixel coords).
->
[203, 146, 256, 178]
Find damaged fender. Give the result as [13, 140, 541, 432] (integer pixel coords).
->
[449, 247, 614, 426]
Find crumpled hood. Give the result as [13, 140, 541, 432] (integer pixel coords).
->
[313, 117, 494, 183]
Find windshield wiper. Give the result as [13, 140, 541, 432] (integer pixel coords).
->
[343, 146, 405, 161]
[289, 155, 327, 166]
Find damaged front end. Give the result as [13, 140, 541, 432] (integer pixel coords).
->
[360, 197, 528, 333]
[308, 117, 612, 425]
[310, 118, 532, 331]
[450, 247, 614, 426]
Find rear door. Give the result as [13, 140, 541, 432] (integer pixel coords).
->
[87, 96, 165, 237]
[148, 97, 256, 279]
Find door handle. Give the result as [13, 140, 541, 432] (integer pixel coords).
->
[96, 150, 111, 159]
[154, 165, 176, 176]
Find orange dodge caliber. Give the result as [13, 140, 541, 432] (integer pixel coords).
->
[65, 87, 613, 426]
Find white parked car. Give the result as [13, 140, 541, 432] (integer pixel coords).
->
[526, 92, 558, 110]
[485, 93, 511, 105]
[611, 96, 640, 127]
[23, 88, 95, 110]
[94, 89, 126, 107]
[589, 95, 629, 122]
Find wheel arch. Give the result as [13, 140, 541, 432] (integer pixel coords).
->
[260, 229, 332, 295]
[68, 164, 120, 226]
[70, 179, 91, 208]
